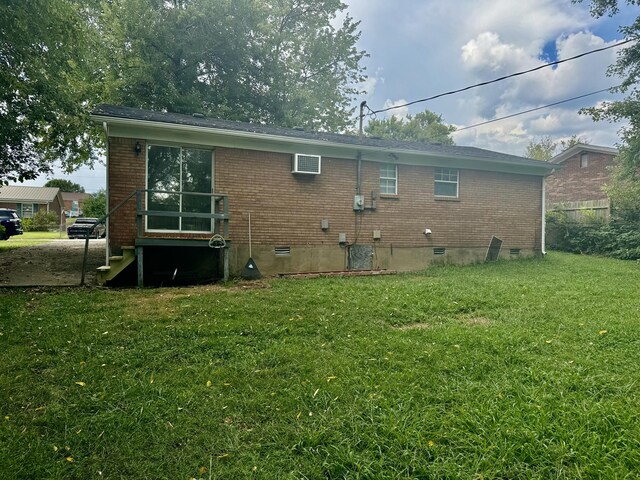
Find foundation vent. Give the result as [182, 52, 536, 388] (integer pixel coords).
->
[274, 246, 291, 256]
[433, 247, 446, 255]
[509, 248, 521, 255]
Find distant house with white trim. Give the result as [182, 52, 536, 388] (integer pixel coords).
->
[546, 144, 618, 219]
[0, 186, 64, 219]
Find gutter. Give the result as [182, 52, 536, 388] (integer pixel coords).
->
[103, 121, 110, 266]
[541, 176, 546, 255]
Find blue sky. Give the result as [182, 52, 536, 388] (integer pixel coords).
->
[21, 0, 640, 192]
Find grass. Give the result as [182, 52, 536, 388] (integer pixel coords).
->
[0, 231, 68, 251]
[1, 252, 639, 479]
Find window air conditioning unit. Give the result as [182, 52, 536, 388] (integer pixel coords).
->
[292, 154, 321, 174]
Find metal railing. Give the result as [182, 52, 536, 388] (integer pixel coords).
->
[80, 189, 229, 286]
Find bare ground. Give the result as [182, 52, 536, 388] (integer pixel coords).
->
[0, 239, 106, 287]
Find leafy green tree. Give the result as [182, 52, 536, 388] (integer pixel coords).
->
[0, 0, 102, 184]
[44, 179, 85, 193]
[100, 0, 367, 132]
[559, 135, 591, 151]
[82, 190, 106, 218]
[525, 136, 557, 161]
[364, 110, 456, 145]
[1, 0, 367, 183]
[574, 0, 640, 218]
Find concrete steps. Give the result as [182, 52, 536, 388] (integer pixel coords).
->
[97, 246, 135, 285]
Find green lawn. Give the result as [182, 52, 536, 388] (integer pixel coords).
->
[1, 253, 639, 479]
[0, 231, 68, 250]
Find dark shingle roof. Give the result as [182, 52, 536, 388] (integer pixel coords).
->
[92, 104, 553, 170]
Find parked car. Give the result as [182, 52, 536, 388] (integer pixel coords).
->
[0, 209, 24, 240]
[67, 217, 105, 239]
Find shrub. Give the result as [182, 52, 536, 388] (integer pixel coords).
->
[0, 224, 6, 239]
[22, 211, 59, 232]
[546, 209, 640, 260]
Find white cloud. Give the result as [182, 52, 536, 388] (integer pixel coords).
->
[344, 0, 627, 153]
[382, 99, 409, 120]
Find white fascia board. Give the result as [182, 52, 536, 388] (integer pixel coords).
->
[551, 144, 619, 164]
[93, 115, 554, 176]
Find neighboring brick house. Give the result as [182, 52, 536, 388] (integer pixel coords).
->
[60, 192, 92, 217]
[91, 105, 555, 285]
[0, 186, 64, 219]
[546, 144, 618, 218]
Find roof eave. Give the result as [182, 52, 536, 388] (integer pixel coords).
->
[92, 114, 555, 176]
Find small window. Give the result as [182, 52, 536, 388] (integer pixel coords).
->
[19, 203, 35, 218]
[580, 153, 589, 168]
[380, 164, 398, 195]
[434, 168, 459, 197]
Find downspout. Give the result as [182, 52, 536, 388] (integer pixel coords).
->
[541, 176, 546, 255]
[103, 121, 110, 266]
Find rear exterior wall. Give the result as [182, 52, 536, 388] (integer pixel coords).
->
[107, 137, 543, 275]
[546, 152, 616, 204]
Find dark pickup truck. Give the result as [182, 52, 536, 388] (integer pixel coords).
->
[67, 217, 105, 239]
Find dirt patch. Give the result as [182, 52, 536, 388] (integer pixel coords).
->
[459, 316, 492, 326]
[395, 322, 433, 331]
[0, 239, 106, 287]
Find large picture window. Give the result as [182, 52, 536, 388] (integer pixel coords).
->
[147, 145, 213, 232]
[434, 168, 459, 198]
[380, 163, 398, 195]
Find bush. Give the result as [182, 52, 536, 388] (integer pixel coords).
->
[546, 210, 640, 260]
[0, 224, 6, 239]
[22, 211, 59, 232]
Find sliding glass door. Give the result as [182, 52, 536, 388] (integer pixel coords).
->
[147, 145, 213, 232]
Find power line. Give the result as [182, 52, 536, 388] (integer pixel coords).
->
[368, 38, 634, 116]
[454, 85, 621, 132]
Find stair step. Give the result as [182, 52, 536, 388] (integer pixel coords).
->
[97, 266, 111, 272]
[122, 246, 135, 250]
[109, 255, 124, 262]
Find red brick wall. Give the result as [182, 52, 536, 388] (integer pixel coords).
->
[107, 138, 543, 254]
[214, 148, 542, 250]
[108, 137, 146, 249]
[546, 152, 616, 204]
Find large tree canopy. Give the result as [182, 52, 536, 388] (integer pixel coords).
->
[0, 0, 367, 183]
[100, 0, 366, 131]
[0, 0, 102, 184]
[44, 179, 85, 193]
[364, 110, 456, 145]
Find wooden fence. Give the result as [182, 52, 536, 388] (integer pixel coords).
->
[547, 199, 610, 220]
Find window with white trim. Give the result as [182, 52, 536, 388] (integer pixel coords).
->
[580, 153, 589, 168]
[380, 163, 398, 194]
[434, 168, 459, 197]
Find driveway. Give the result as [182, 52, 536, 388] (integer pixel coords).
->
[0, 239, 106, 287]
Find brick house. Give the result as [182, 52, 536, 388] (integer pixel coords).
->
[60, 192, 92, 217]
[546, 144, 618, 219]
[91, 105, 555, 286]
[0, 186, 64, 219]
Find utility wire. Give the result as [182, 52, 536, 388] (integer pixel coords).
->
[454, 85, 621, 132]
[369, 38, 634, 116]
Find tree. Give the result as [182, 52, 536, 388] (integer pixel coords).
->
[0, 0, 103, 184]
[100, 0, 367, 132]
[575, 0, 640, 217]
[525, 136, 557, 161]
[82, 190, 106, 218]
[1, 0, 367, 183]
[559, 135, 591, 151]
[44, 179, 85, 193]
[364, 110, 456, 145]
